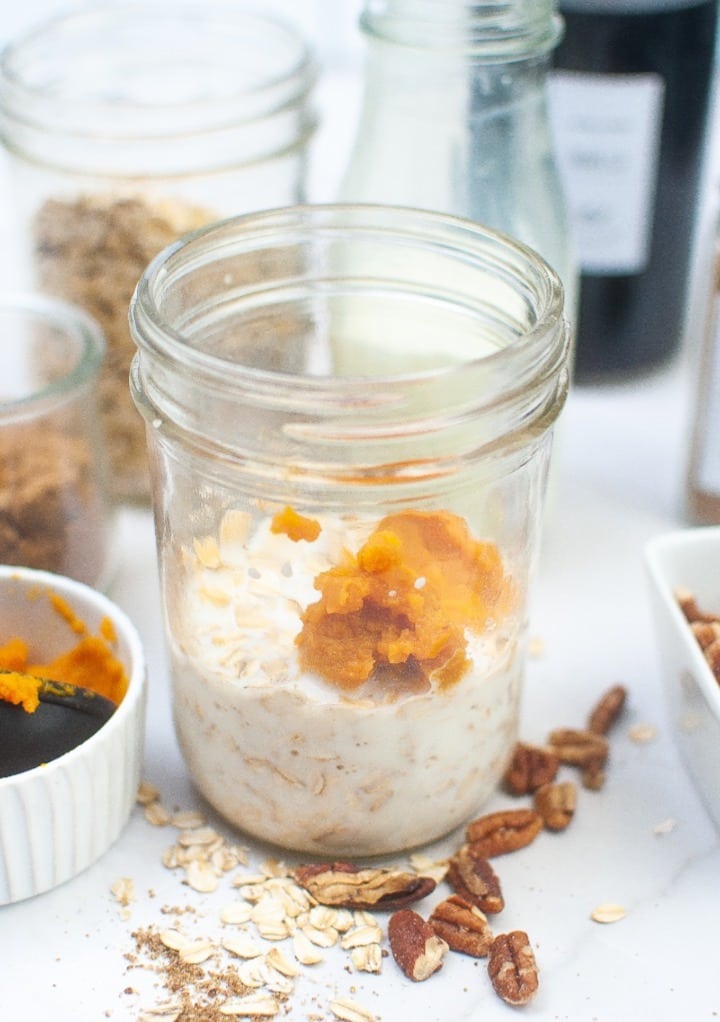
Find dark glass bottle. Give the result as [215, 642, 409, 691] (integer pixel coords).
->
[550, 0, 718, 379]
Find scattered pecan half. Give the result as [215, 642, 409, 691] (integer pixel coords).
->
[503, 742, 560, 795]
[534, 781, 577, 831]
[292, 862, 435, 910]
[487, 930, 539, 1006]
[587, 684, 627, 735]
[429, 895, 493, 958]
[548, 727, 609, 769]
[446, 844, 504, 914]
[465, 808, 543, 858]
[388, 908, 448, 981]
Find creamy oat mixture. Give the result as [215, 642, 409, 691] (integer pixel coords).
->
[169, 508, 522, 855]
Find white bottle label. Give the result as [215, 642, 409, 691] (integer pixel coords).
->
[549, 70, 665, 275]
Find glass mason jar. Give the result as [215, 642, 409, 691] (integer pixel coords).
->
[0, 293, 112, 590]
[129, 204, 570, 856]
[338, 0, 578, 328]
[0, 2, 317, 502]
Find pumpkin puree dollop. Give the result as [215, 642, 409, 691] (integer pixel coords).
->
[296, 509, 512, 691]
[0, 593, 129, 710]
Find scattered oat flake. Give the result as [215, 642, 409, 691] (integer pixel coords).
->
[653, 817, 677, 836]
[219, 993, 280, 1017]
[220, 902, 253, 926]
[159, 928, 190, 952]
[179, 938, 216, 965]
[329, 996, 377, 1022]
[340, 924, 382, 950]
[350, 943, 383, 974]
[266, 947, 301, 977]
[184, 859, 219, 893]
[591, 903, 626, 924]
[111, 877, 136, 906]
[628, 722, 657, 744]
[293, 930, 325, 965]
[144, 800, 173, 827]
[222, 933, 264, 959]
[137, 780, 160, 805]
[408, 852, 449, 884]
[137, 1005, 182, 1022]
[178, 826, 221, 847]
[170, 810, 206, 829]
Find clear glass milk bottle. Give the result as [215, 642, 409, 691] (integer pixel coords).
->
[0, 2, 317, 503]
[129, 203, 570, 856]
[338, 0, 577, 328]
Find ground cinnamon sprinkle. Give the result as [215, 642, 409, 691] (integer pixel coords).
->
[127, 926, 262, 1021]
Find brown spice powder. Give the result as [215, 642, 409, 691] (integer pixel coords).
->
[129, 925, 261, 1021]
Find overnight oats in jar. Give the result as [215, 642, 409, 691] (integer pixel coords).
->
[130, 204, 570, 856]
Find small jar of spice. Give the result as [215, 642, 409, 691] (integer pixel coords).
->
[0, 293, 112, 589]
[0, 2, 318, 502]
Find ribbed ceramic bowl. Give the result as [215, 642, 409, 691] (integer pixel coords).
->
[0, 565, 147, 904]
[645, 526, 720, 831]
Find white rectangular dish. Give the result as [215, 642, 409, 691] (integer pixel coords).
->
[645, 526, 720, 831]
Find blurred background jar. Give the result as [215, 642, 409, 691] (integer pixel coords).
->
[0, 1, 318, 502]
[129, 203, 570, 855]
[0, 293, 112, 589]
[549, 0, 719, 380]
[337, 0, 578, 337]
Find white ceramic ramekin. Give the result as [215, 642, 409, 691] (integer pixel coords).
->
[645, 526, 720, 831]
[0, 565, 147, 904]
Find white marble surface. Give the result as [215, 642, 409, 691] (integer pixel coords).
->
[1, 16, 720, 1019]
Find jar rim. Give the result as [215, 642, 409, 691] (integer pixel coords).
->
[0, 293, 105, 418]
[130, 203, 568, 406]
[360, 0, 564, 60]
[0, 1, 317, 140]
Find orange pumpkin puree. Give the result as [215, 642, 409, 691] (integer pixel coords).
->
[271, 506, 322, 543]
[296, 509, 513, 691]
[0, 593, 129, 712]
[0, 670, 41, 713]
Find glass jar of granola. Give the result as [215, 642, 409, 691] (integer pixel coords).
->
[0, 2, 317, 502]
[129, 203, 570, 856]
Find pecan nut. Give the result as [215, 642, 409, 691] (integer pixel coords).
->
[587, 684, 627, 735]
[292, 862, 435, 910]
[446, 844, 504, 914]
[503, 742, 559, 795]
[548, 727, 609, 768]
[429, 895, 493, 958]
[388, 908, 448, 981]
[487, 930, 539, 1006]
[465, 808, 543, 857]
[582, 761, 606, 791]
[534, 781, 577, 831]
